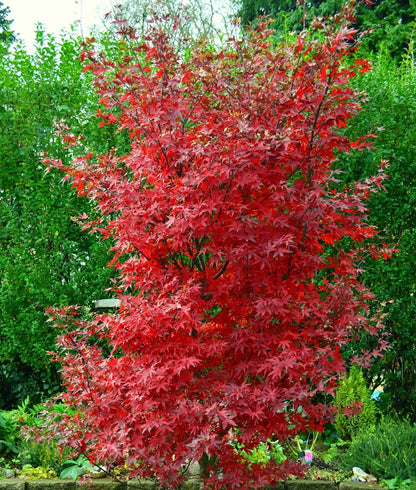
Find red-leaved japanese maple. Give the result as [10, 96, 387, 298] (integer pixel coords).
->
[45, 5, 388, 488]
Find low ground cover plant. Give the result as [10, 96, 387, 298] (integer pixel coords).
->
[342, 417, 416, 485]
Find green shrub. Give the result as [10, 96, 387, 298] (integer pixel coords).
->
[342, 417, 416, 483]
[334, 365, 376, 440]
[336, 49, 416, 421]
[230, 438, 287, 467]
[0, 30, 119, 410]
[0, 412, 18, 454]
[321, 440, 350, 465]
[18, 440, 66, 475]
[0, 398, 69, 474]
[242, 440, 287, 466]
[0, 406, 25, 456]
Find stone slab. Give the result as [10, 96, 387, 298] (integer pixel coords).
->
[285, 480, 337, 490]
[267, 483, 285, 490]
[0, 478, 386, 490]
[26, 480, 75, 490]
[181, 481, 201, 489]
[0, 480, 25, 490]
[339, 482, 384, 490]
[126, 480, 158, 489]
[76, 479, 125, 489]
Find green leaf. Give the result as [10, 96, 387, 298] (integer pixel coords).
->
[59, 466, 79, 480]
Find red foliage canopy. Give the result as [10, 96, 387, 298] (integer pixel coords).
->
[46, 10, 387, 488]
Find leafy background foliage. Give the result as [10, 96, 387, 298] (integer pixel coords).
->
[337, 49, 416, 419]
[0, 30, 126, 408]
[237, 0, 416, 60]
[0, 1, 15, 45]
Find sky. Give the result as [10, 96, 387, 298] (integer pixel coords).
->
[4, 0, 116, 51]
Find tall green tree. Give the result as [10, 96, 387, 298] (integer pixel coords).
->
[0, 30, 127, 409]
[337, 52, 416, 420]
[0, 1, 15, 44]
[237, 0, 416, 59]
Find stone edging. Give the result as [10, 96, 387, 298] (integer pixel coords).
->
[0, 479, 384, 490]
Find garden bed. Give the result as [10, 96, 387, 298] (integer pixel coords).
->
[0, 479, 385, 490]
